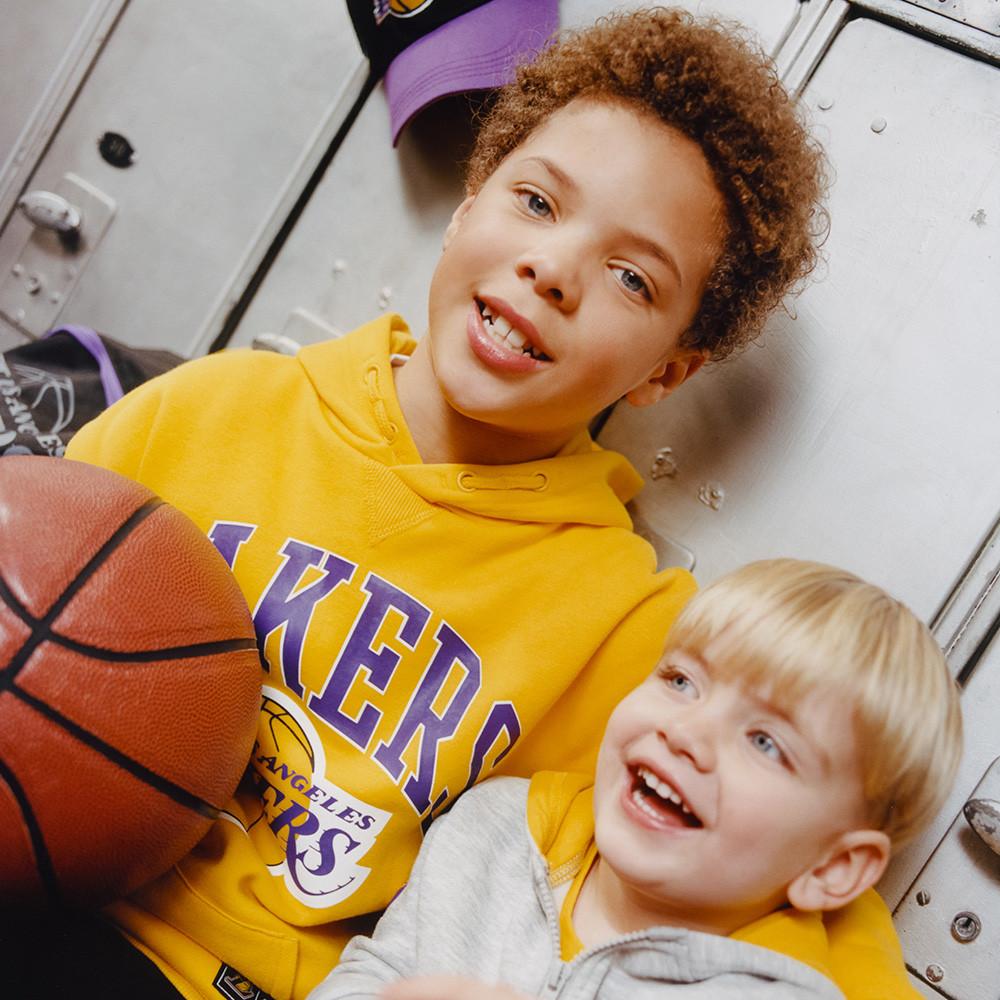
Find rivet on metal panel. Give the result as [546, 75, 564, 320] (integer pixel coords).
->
[332, 258, 348, 275]
[870, 117, 888, 134]
[697, 482, 725, 511]
[924, 964, 944, 984]
[25, 274, 43, 296]
[950, 911, 981, 943]
[14, 309, 25, 323]
[378, 286, 393, 309]
[49, 292, 62, 305]
[817, 96, 834, 111]
[651, 447, 678, 480]
[11, 264, 23, 278]
[970, 208, 987, 227]
[916, 890, 931, 906]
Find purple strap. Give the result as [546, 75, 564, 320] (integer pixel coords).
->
[44, 324, 125, 405]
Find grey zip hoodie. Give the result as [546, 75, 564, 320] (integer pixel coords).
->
[308, 775, 844, 1000]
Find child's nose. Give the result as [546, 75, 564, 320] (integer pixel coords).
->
[515, 245, 580, 310]
[662, 710, 717, 773]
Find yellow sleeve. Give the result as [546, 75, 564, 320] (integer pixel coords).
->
[65, 369, 171, 479]
[498, 569, 697, 778]
[825, 889, 922, 999]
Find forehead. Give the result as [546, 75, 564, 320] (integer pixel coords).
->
[500, 97, 724, 261]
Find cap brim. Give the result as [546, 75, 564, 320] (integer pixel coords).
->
[385, 0, 558, 146]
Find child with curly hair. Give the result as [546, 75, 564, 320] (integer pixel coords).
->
[60, 7, 914, 999]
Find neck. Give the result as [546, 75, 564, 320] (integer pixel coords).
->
[393, 339, 580, 466]
[575, 857, 753, 945]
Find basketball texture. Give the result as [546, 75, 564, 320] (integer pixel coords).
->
[0, 456, 262, 908]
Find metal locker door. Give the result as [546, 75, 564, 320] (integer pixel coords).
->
[0, 0, 365, 357]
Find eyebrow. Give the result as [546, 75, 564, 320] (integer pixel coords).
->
[524, 156, 684, 288]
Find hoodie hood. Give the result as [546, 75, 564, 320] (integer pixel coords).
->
[297, 314, 644, 529]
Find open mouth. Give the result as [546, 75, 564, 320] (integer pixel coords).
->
[630, 765, 703, 828]
[476, 299, 551, 361]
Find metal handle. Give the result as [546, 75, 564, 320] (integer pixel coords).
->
[963, 798, 1000, 855]
[17, 190, 82, 237]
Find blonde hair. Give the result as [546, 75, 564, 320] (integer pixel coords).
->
[664, 559, 962, 849]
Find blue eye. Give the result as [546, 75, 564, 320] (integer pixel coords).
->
[519, 191, 552, 217]
[612, 266, 650, 299]
[749, 731, 785, 763]
[657, 666, 696, 697]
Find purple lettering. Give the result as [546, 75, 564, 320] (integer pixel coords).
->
[374, 623, 480, 814]
[268, 799, 320, 839]
[462, 702, 522, 794]
[208, 521, 256, 569]
[254, 540, 355, 696]
[286, 826, 360, 897]
[309, 574, 430, 747]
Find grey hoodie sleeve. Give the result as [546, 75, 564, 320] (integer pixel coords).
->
[306, 779, 535, 1000]
[306, 832, 426, 1000]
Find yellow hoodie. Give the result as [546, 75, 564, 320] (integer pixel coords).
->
[66, 316, 696, 998]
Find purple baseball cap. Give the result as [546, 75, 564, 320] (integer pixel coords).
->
[348, 0, 559, 146]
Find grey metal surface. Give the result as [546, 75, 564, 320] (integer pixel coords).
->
[902, 0, 1000, 36]
[932, 512, 1000, 684]
[0, 0, 129, 224]
[598, 16, 1000, 625]
[895, 758, 1000, 998]
[0, 0, 363, 355]
[0, 174, 116, 335]
[850, 0, 1000, 61]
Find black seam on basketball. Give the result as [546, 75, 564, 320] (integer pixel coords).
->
[0, 573, 38, 627]
[0, 498, 164, 685]
[0, 755, 61, 905]
[44, 497, 165, 625]
[48, 633, 260, 663]
[12, 687, 221, 820]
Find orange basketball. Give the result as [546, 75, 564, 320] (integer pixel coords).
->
[0, 456, 262, 908]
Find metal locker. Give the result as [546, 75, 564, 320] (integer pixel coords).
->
[0, 0, 365, 355]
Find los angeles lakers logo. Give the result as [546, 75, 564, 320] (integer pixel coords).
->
[373, 0, 436, 24]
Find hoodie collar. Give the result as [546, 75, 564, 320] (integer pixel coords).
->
[298, 315, 644, 529]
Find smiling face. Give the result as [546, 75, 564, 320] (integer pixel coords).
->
[591, 642, 885, 937]
[408, 97, 723, 461]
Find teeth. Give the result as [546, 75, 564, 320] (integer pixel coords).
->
[505, 327, 527, 349]
[492, 314, 512, 338]
[478, 300, 542, 359]
[638, 766, 692, 815]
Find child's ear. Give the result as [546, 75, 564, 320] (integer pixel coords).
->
[624, 349, 708, 408]
[443, 195, 477, 250]
[786, 830, 891, 913]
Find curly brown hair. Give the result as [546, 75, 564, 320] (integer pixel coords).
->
[465, 8, 828, 360]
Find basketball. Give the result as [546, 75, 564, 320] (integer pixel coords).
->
[0, 456, 263, 908]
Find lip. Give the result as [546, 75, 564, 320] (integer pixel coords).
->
[478, 294, 549, 357]
[466, 299, 549, 373]
[621, 759, 707, 832]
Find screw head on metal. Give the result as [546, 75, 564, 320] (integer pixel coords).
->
[871, 117, 888, 134]
[924, 964, 944, 984]
[915, 890, 931, 906]
[25, 273, 42, 295]
[951, 911, 981, 943]
[651, 447, 678, 480]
